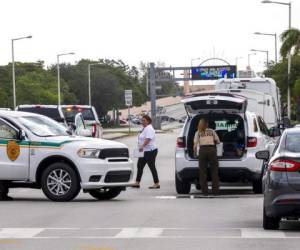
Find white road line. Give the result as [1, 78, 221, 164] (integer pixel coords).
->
[0, 228, 44, 238]
[241, 228, 286, 238]
[155, 196, 177, 199]
[0, 227, 298, 239]
[115, 228, 163, 238]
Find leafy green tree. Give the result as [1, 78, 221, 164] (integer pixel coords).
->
[293, 78, 300, 121]
[264, 55, 300, 120]
[280, 28, 300, 58]
[49, 59, 147, 116]
[0, 62, 77, 108]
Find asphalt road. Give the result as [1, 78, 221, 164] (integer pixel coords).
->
[1, 129, 300, 250]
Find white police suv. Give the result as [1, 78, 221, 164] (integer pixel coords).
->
[0, 111, 134, 201]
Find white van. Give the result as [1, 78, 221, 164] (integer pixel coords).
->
[175, 92, 276, 194]
[208, 89, 278, 129]
[215, 78, 282, 128]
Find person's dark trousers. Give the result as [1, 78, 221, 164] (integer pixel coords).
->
[0, 181, 9, 199]
[136, 149, 159, 183]
[198, 146, 219, 195]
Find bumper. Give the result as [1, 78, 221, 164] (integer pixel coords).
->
[77, 158, 135, 190]
[266, 194, 300, 218]
[177, 167, 261, 183]
[175, 148, 263, 183]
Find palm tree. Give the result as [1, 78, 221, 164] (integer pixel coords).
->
[280, 28, 300, 58]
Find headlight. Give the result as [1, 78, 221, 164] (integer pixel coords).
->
[77, 148, 101, 158]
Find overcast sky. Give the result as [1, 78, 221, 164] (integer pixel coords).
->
[1, 0, 299, 73]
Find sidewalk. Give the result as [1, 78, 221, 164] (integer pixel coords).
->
[102, 132, 130, 140]
[102, 122, 183, 140]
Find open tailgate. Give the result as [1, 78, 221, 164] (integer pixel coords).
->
[182, 92, 247, 116]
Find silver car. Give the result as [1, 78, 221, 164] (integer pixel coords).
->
[256, 128, 300, 230]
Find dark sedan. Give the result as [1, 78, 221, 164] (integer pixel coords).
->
[256, 128, 300, 230]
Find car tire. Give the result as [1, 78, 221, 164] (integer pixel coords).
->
[41, 162, 80, 202]
[175, 173, 191, 194]
[252, 179, 263, 194]
[263, 207, 280, 230]
[88, 187, 122, 200]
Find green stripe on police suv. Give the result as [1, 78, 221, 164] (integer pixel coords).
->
[0, 140, 73, 148]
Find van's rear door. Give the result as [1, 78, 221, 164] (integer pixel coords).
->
[182, 93, 247, 116]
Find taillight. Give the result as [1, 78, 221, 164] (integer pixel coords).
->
[176, 137, 186, 148]
[270, 159, 300, 172]
[92, 123, 97, 137]
[247, 137, 257, 147]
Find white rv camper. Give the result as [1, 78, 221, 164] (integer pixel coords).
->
[215, 77, 282, 129]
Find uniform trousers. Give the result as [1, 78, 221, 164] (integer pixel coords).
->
[198, 146, 219, 195]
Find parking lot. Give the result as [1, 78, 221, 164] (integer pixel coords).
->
[0, 129, 299, 250]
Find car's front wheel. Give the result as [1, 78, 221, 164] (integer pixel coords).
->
[41, 162, 80, 202]
[175, 173, 191, 194]
[88, 187, 123, 200]
[263, 207, 280, 230]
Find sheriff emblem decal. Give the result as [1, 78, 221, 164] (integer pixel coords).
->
[7, 141, 20, 161]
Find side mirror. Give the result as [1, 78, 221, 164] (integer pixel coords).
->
[255, 150, 270, 161]
[18, 130, 26, 141]
[78, 129, 92, 137]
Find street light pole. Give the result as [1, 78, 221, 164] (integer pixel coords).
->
[254, 32, 277, 63]
[57, 52, 75, 105]
[261, 0, 292, 119]
[11, 35, 32, 109]
[287, 2, 292, 120]
[88, 64, 91, 106]
[251, 49, 269, 68]
[57, 55, 61, 106]
[88, 63, 101, 106]
[247, 53, 256, 69]
[235, 57, 243, 68]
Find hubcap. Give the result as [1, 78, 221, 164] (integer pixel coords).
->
[47, 169, 72, 196]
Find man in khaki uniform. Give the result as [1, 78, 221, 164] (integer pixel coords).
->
[194, 119, 220, 196]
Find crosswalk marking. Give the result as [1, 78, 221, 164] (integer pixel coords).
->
[0, 228, 44, 238]
[241, 228, 286, 238]
[155, 195, 260, 199]
[0, 227, 298, 239]
[115, 228, 163, 238]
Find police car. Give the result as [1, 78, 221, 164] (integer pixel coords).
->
[0, 110, 134, 201]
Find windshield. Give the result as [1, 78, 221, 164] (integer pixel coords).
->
[62, 107, 95, 122]
[17, 116, 68, 137]
[17, 107, 64, 123]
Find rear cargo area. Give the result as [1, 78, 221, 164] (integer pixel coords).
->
[187, 114, 246, 159]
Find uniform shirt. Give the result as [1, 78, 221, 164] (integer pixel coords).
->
[138, 124, 157, 151]
[194, 129, 220, 146]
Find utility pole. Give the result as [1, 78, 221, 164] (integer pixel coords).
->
[149, 63, 159, 129]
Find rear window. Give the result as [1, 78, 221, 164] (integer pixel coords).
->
[285, 133, 300, 153]
[188, 100, 243, 111]
[62, 107, 95, 122]
[17, 107, 63, 122]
